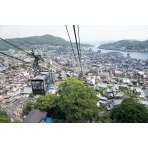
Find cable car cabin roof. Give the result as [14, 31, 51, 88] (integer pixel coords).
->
[32, 75, 47, 80]
[39, 71, 49, 75]
[32, 72, 50, 80]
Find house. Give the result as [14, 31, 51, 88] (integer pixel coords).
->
[22, 86, 32, 95]
[119, 84, 128, 90]
[110, 99, 123, 106]
[106, 89, 113, 93]
[106, 99, 123, 111]
[91, 78, 96, 85]
[112, 84, 119, 91]
[113, 93, 123, 99]
[7, 87, 21, 97]
[110, 78, 118, 84]
[138, 100, 148, 109]
[114, 70, 123, 76]
[106, 89, 114, 99]
[143, 89, 148, 100]
[123, 78, 132, 86]
[97, 83, 108, 90]
[22, 109, 47, 123]
[133, 87, 142, 95]
[107, 93, 114, 99]
[98, 96, 108, 105]
[138, 71, 145, 76]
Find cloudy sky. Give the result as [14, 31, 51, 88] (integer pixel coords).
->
[0, 25, 148, 42]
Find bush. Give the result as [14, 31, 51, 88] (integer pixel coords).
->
[111, 99, 148, 123]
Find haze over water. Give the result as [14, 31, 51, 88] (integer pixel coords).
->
[89, 42, 148, 60]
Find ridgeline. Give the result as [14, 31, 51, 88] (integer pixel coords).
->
[0, 34, 90, 50]
[99, 40, 148, 52]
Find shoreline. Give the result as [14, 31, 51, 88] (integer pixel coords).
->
[98, 48, 148, 53]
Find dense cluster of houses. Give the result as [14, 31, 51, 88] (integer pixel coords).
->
[0, 52, 35, 120]
[0, 47, 148, 122]
[46, 48, 148, 112]
[45, 48, 148, 102]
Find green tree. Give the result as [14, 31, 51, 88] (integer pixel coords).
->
[97, 110, 112, 123]
[111, 99, 148, 123]
[22, 102, 34, 116]
[58, 77, 99, 123]
[22, 94, 64, 119]
[34, 94, 58, 111]
[0, 110, 11, 123]
[12, 120, 21, 123]
[34, 94, 62, 119]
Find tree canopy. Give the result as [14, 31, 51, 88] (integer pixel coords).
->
[34, 94, 58, 111]
[22, 94, 62, 119]
[22, 78, 99, 123]
[99, 40, 148, 51]
[58, 77, 98, 123]
[0, 34, 90, 51]
[0, 110, 11, 123]
[34, 94, 61, 118]
[111, 99, 148, 123]
[22, 101, 34, 116]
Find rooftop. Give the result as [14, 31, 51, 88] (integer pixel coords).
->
[32, 75, 46, 80]
[22, 86, 32, 94]
[97, 83, 107, 88]
[44, 117, 53, 123]
[143, 89, 148, 97]
[22, 109, 47, 123]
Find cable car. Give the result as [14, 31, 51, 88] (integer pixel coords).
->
[0, 38, 54, 96]
[31, 71, 53, 95]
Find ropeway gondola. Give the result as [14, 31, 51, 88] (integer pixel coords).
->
[31, 71, 52, 95]
[0, 38, 53, 96]
[30, 49, 53, 95]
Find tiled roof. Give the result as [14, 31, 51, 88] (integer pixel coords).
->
[22, 109, 47, 123]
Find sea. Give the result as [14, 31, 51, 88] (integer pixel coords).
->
[87, 42, 148, 60]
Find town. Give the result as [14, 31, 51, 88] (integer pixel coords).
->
[0, 44, 148, 122]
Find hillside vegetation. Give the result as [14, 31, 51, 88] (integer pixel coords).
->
[0, 34, 89, 50]
[99, 40, 148, 51]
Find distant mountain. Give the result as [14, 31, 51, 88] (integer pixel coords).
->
[0, 34, 90, 50]
[99, 40, 148, 51]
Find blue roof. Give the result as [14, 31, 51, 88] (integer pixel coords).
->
[97, 83, 107, 88]
[44, 117, 53, 123]
[47, 83, 52, 90]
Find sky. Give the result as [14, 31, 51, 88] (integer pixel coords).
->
[0, 25, 148, 42]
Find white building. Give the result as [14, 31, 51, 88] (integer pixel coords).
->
[7, 87, 21, 97]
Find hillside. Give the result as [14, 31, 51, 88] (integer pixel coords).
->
[0, 34, 89, 50]
[99, 40, 148, 51]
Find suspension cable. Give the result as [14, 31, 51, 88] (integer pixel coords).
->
[77, 25, 83, 73]
[77, 25, 81, 59]
[0, 38, 32, 56]
[73, 25, 82, 73]
[0, 51, 30, 63]
[65, 25, 77, 61]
